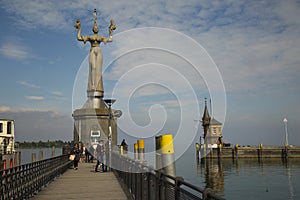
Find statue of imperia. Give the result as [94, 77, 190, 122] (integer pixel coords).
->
[74, 9, 116, 95]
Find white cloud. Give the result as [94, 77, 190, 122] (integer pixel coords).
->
[0, 42, 29, 60]
[0, 106, 20, 113]
[25, 96, 45, 100]
[16, 81, 40, 88]
[50, 91, 63, 96]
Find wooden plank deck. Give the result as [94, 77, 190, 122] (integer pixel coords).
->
[32, 162, 128, 200]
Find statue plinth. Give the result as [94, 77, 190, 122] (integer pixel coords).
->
[87, 90, 104, 98]
[83, 90, 105, 108]
[73, 107, 117, 147]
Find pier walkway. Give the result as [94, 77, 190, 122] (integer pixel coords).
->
[32, 162, 128, 200]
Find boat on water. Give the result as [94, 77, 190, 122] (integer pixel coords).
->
[0, 119, 19, 170]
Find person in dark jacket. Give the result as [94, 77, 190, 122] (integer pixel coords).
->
[71, 143, 81, 170]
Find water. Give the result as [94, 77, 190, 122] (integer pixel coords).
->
[175, 147, 300, 200]
[16, 148, 62, 165]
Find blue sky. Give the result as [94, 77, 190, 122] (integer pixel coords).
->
[0, 0, 299, 148]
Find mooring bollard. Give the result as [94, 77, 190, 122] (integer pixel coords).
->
[14, 151, 21, 166]
[160, 134, 176, 177]
[120, 145, 124, 156]
[52, 146, 55, 157]
[137, 139, 145, 162]
[235, 143, 239, 159]
[196, 143, 200, 160]
[156, 136, 162, 170]
[218, 143, 222, 159]
[158, 134, 176, 199]
[39, 150, 43, 161]
[258, 143, 263, 161]
[32, 153, 36, 163]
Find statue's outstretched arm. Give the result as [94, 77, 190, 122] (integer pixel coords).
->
[102, 19, 116, 44]
[102, 36, 113, 44]
[74, 19, 88, 43]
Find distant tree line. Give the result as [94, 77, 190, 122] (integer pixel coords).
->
[15, 140, 73, 149]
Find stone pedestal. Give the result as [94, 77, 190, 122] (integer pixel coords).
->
[73, 107, 117, 147]
[72, 91, 118, 148]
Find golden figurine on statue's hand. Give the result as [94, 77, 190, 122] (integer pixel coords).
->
[109, 19, 116, 37]
[74, 19, 81, 30]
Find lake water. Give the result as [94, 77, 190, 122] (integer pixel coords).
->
[16, 148, 62, 164]
[176, 146, 300, 200]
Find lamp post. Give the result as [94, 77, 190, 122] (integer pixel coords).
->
[283, 117, 289, 147]
[104, 99, 116, 170]
[283, 117, 288, 147]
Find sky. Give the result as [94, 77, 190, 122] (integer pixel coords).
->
[0, 0, 299, 149]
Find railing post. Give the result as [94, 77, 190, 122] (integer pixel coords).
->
[175, 176, 184, 200]
[203, 188, 214, 200]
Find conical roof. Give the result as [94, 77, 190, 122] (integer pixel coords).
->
[202, 98, 210, 125]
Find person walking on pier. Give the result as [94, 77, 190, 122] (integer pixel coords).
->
[71, 143, 81, 170]
[95, 140, 106, 172]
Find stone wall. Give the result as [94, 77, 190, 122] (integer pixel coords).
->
[204, 146, 300, 159]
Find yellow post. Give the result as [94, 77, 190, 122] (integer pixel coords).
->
[235, 143, 238, 158]
[134, 143, 138, 160]
[137, 139, 145, 161]
[196, 143, 200, 150]
[160, 134, 174, 154]
[160, 134, 176, 177]
[120, 145, 124, 156]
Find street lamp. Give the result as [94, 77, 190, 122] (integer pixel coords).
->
[104, 99, 116, 137]
[104, 99, 116, 170]
[283, 117, 288, 147]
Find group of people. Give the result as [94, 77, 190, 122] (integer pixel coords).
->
[70, 141, 109, 172]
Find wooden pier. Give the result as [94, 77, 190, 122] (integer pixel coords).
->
[32, 162, 128, 200]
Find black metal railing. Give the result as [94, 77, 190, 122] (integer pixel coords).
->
[112, 153, 225, 200]
[0, 154, 72, 200]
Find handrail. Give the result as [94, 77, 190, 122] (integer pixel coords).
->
[111, 152, 225, 200]
[0, 154, 72, 199]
